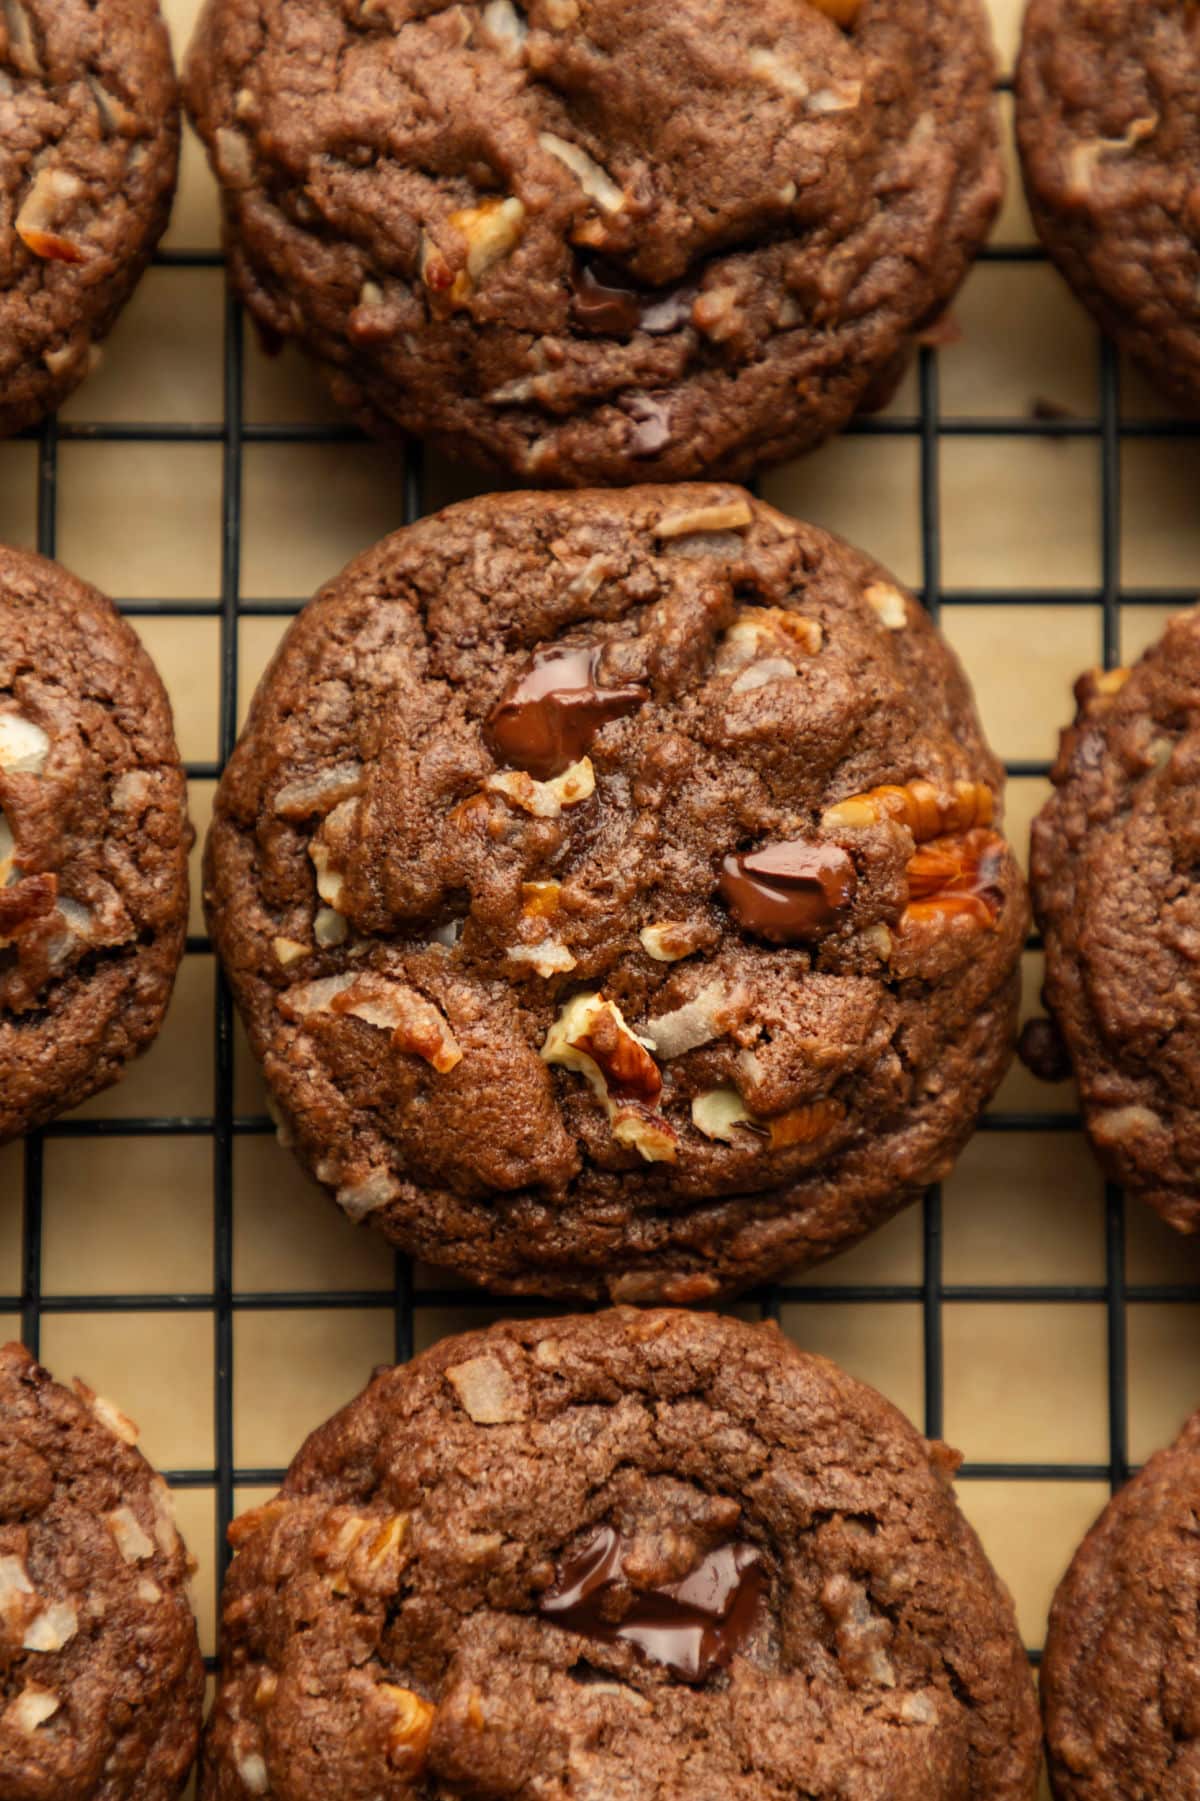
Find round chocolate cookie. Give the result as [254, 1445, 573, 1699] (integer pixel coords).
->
[183, 0, 1001, 486]
[1, 0, 179, 438]
[201, 1310, 1040, 1801]
[1016, 0, 1200, 417]
[1042, 1408, 1200, 1798]
[0, 545, 190, 1142]
[0, 1341, 204, 1798]
[206, 485, 1028, 1300]
[1028, 610, 1200, 1233]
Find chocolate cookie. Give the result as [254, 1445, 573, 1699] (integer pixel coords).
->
[1042, 1408, 1200, 1798]
[1, 0, 179, 437]
[205, 485, 1028, 1300]
[0, 1341, 204, 1798]
[0, 545, 190, 1141]
[183, 0, 1001, 486]
[1027, 611, 1200, 1233]
[1016, 0, 1200, 416]
[201, 1310, 1040, 1801]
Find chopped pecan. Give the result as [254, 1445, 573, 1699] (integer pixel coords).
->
[542, 992, 675, 1162]
[16, 169, 88, 263]
[901, 828, 1006, 932]
[823, 778, 994, 842]
[765, 1096, 845, 1149]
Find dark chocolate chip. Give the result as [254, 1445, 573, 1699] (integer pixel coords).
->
[571, 263, 642, 336]
[539, 1524, 766, 1682]
[719, 840, 857, 943]
[570, 262, 696, 338]
[486, 642, 647, 780]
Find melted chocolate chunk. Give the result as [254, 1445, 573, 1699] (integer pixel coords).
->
[719, 841, 857, 944]
[539, 1525, 765, 1682]
[570, 261, 697, 338]
[571, 263, 642, 336]
[486, 643, 647, 780]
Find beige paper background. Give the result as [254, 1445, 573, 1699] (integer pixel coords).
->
[3, 3, 1199, 1791]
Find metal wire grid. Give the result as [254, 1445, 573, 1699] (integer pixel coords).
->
[8, 213, 1200, 1660]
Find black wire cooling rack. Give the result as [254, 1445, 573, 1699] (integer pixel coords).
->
[8, 219, 1200, 1660]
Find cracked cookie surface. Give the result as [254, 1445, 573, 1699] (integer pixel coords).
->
[1028, 610, 1200, 1233]
[201, 1309, 1040, 1801]
[0, 0, 179, 436]
[0, 545, 190, 1141]
[1042, 1407, 1200, 1800]
[1017, 0, 1200, 416]
[205, 485, 1027, 1300]
[183, 0, 1001, 484]
[0, 1341, 204, 1800]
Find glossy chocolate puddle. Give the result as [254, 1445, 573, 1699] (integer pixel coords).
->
[539, 1525, 766, 1682]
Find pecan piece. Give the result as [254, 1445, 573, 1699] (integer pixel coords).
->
[900, 828, 1007, 931]
[823, 778, 994, 841]
[541, 992, 676, 1162]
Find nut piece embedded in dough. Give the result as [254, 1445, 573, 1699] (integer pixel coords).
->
[716, 607, 823, 677]
[647, 982, 739, 1059]
[1074, 666, 1130, 714]
[485, 756, 596, 818]
[0, 714, 50, 775]
[282, 972, 463, 1073]
[446, 1355, 526, 1424]
[691, 1085, 757, 1143]
[274, 762, 364, 820]
[379, 1684, 437, 1770]
[85, 1386, 141, 1446]
[2, 0, 42, 77]
[766, 1097, 845, 1148]
[6, 1686, 60, 1733]
[107, 1505, 155, 1563]
[654, 498, 753, 539]
[542, 991, 677, 1162]
[22, 1600, 78, 1653]
[542, 992, 660, 1105]
[538, 133, 626, 215]
[336, 1166, 401, 1222]
[639, 920, 706, 962]
[1066, 116, 1158, 201]
[901, 828, 1006, 932]
[864, 582, 908, 630]
[446, 196, 526, 302]
[822, 778, 994, 842]
[1091, 1104, 1167, 1147]
[507, 940, 577, 977]
[235, 1751, 270, 1797]
[16, 168, 88, 263]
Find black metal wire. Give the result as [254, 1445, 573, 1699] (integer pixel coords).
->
[17, 226, 1194, 1660]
